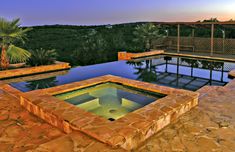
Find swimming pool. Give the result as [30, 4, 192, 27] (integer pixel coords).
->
[55, 82, 165, 121]
[9, 55, 235, 92]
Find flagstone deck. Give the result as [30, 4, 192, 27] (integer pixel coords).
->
[136, 79, 235, 152]
[0, 89, 64, 152]
[0, 87, 126, 152]
[1, 79, 235, 151]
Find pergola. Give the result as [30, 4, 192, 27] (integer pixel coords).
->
[153, 21, 235, 56]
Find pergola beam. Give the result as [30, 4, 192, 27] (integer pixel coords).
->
[153, 21, 235, 25]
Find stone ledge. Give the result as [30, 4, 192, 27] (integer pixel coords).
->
[118, 50, 235, 62]
[20, 75, 199, 150]
[228, 69, 235, 78]
[118, 50, 164, 60]
[0, 61, 71, 79]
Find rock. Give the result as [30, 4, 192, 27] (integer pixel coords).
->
[218, 121, 230, 128]
[0, 110, 9, 121]
[197, 136, 220, 151]
[4, 125, 23, 138]
[47, 129, 62, 138]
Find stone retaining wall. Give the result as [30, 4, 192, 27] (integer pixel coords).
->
[0, 61, 71, 79]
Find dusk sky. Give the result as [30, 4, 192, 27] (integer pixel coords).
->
[1, 0, 235, 26]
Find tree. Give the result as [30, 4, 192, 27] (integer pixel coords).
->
[133, 23, 164, 52]
[0, 18, 31, 69]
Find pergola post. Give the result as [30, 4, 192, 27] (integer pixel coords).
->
[210, 24, 214, 56]
[192, 28, 195, 52]
[192, 28, 195, 37]
[222, 29, 225, 53]
[177, 24, 180, 53]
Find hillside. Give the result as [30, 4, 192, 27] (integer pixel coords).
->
[17, 22, 235, 66]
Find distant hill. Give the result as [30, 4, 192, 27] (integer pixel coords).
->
[18, 23, 146, 66]
[17, 22, 235, 66]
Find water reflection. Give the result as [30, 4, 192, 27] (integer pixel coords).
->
[127, 56, 230, 91]
[10, 56, 234, 92]
[26, 77, 58, 90]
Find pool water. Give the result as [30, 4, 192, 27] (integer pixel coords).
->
[55, 83, 164, 120]
[9, 55, 235, 92]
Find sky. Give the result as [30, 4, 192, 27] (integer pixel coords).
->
[1, 0, 235, 26]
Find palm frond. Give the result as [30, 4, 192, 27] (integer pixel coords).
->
[0, 18, 32, 44]
[7, 44, 31, 63]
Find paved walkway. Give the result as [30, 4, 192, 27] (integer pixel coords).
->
[1, 79, 235, 152]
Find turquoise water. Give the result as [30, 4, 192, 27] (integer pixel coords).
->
[55, 83, 164, 120]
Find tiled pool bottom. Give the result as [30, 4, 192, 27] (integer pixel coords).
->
[21, 75, 199, 150]
[55, 82, 165, 121]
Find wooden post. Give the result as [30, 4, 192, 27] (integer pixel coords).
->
[211, 24, 214, 56]
[192, 28, 195, 52]
[222, 30, 225, 53]
[192, 29, 195, 37]
[177, 24, 180, 53]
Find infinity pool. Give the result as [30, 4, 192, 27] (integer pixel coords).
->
[9, 55, 235, 92]
[55, 82, 164, 120]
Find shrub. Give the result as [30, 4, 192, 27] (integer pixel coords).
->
[27, 48, 57, 66]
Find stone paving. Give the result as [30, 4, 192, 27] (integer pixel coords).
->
[0, 89, 65, 152]
[136, 80, 235, 152]
[2, 79, 235, 152]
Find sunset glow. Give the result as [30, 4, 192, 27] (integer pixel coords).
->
[1, 0, 235, 25]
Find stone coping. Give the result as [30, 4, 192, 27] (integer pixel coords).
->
[228, 69, 235, 78]
[118, 50, 164, 60]
[118, 50, 235, 63]
[20, 75, 199, 150]
[0, 61, 71, 80]
[163, 52, 235, 62]
[1, 70, 68, 84]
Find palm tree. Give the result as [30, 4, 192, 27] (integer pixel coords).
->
[133, 23, 163, 52]
[0, 18, 31, 69]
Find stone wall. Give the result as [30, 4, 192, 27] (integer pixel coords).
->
[0, 61, 71, 79]
[118, 50, 164, 60]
